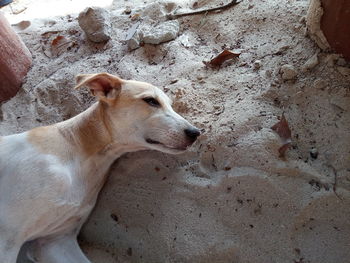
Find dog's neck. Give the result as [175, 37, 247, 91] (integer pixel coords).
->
[57, 102, 143, 165]
[59, 102, 112, 156]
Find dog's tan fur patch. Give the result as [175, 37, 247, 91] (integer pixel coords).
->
[28, 102, 115, 160]
[27, 126, 72, 162]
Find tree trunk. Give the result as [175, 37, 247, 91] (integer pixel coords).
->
[321, 0, 350, 60]
[0, 11, 32, 102]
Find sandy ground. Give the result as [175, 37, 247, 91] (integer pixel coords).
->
[1, 0, 350, 262]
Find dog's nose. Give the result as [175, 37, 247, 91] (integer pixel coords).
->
[184, 128, 201, 142]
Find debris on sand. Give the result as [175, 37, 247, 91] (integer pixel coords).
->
[203, 49, 241, 67]
[337, 66, 350, 77]
[301, 52, 319, 72]
[167, 0, 241, 20]
[253, 60, 262, 69]
[125, 21, 141, 50]
[142, 20, 180, 45]
[280, 64, 297, 80]
[127, 20, 180, 50]
[78, 7, 111, 43]
[50, 35, 73, 57]
[271, 114, 292, 158]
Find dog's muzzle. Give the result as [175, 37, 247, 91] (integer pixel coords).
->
[145, 127, 200, 151]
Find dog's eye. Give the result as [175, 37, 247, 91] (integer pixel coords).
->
[143, 97, 160, 107]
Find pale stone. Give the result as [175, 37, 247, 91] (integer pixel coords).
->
[78, 7, 111, 43]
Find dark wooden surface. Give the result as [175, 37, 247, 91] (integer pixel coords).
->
[0, 12, 32, 102]
[321, 0, 350, 60]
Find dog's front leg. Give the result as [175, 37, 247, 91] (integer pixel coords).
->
[31, 234, 90, 263]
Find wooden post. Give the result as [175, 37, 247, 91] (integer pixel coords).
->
[0, 11, 32, 102]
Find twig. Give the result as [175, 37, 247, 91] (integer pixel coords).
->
[332, 166, 341, 200]
[328, 164, 342, 200]
[167, 0, 241, 20]
[211, 154, 218, 171]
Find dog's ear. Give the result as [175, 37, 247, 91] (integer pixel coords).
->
[74, 73, 123, 103]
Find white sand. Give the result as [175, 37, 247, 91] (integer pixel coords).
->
[1, 0, 350, 262]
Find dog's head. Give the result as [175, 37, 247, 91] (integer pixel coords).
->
[75, 73, 200, 154]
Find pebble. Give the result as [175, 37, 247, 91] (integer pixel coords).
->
[280, 64, 297, 80]
[253, 60, 262, 69]
[337, 66, 350, 77]
[330, 94, 350, 111]
[324, 54, 340, 67]
[127, 36, 140, 50]
[127, 20, 180, 49]
[336, 58, 347, 67]
[264, 69, 272, 78]
[124, 6, 132, 15]
[313, 78, 326, 90]
[301, 53, 318, 72]
[78, 7, 111, 43]
[310, 148, 318, 159]
[141, 2, 178, 20]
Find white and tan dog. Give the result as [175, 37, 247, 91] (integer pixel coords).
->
[0, 73, 200, 263]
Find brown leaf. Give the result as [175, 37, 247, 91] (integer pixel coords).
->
[130, 13, 141, 21]
[50, 35, 73, 57]
[271, 114, 291, 141]
[278, 143, 291, 158]
[271, 114, 292, 158]
[51, 35, 65, 46]
[204, 49, 241, 67]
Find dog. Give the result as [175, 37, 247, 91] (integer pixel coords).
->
[0, 73, 200, 263]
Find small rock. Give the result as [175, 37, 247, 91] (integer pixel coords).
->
[142, 20, 180, 45]
[178, 33, 194, 47]
[127, 35, 140, 50]
[301, 53, 318, 72]
[141, 2, 177, 20]
[253, 60, 262, 69]
[13, 20, 31, 31]
[265, 69, 272, 78]
[313, 78, 326, 90]
[310, 148, 318, 159]
[126, 22, 141, 50]
[330, 95, 350, 111]
[124, 6, 132, 15]
[280, 64, 297, 80]
[141, 2, 167, 20]
[324, 54, 340, 67]
[337, 66, 350, 77]
[336, 58, 347, 67]
[78, 7, 111, 43]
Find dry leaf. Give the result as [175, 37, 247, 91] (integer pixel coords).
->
[278, 143, 291, 158]
[51, 35, 65, 46]
[50, 35, 73, 57]
[271, 114, 291, 141]
[271, 114, 292, 158]
[204, 49, 241, 67]
[130, 13, 141, 21]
